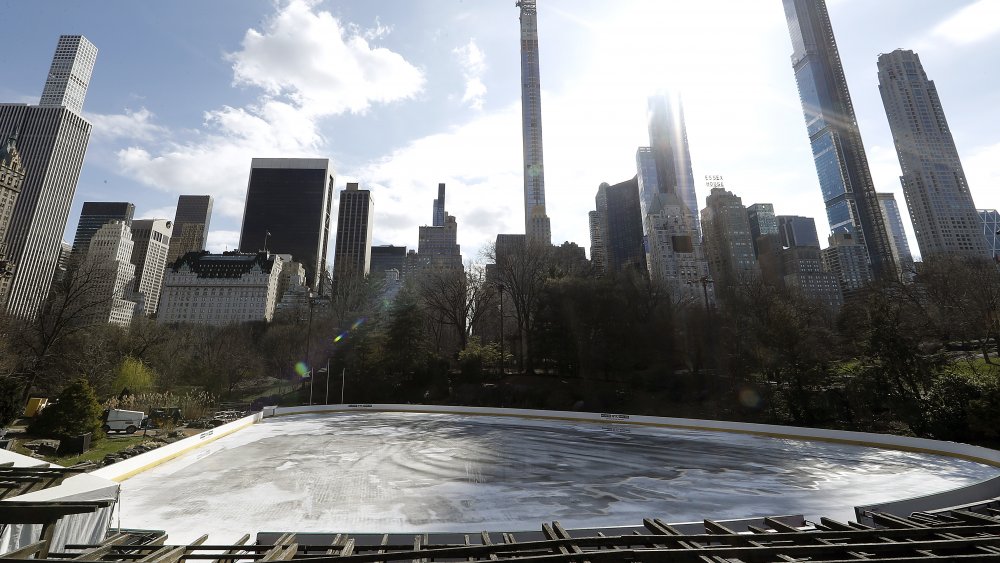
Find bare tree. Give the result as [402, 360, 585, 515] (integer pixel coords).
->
[415, 262, 496, 353]
[487, 239, 551, 373]
[10, 258, 119, 398]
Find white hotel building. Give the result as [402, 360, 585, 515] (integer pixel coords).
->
[157, 251, 283, 325]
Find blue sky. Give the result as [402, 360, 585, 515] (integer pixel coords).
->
[2, 0, 998, 262]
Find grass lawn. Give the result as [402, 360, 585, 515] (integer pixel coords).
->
[12, 434, 149, 467]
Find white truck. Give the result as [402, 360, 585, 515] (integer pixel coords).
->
[102, 409, 148, 434]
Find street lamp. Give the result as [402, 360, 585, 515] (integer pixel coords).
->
[496, 282, 505, 376]
[686, 276, 713, 311]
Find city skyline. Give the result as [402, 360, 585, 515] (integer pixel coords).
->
[2, 1, 998, 264]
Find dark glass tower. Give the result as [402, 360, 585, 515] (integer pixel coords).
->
[71, 201, 135, 254]
[333, 182, 373, 279]
[782, 0, 895, 278]
[517, 0, 551, 245]
[166, 195, 213, 266]
[594, 177, 646, 275]
[238, 158, 333, 293]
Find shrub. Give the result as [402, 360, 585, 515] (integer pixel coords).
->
[0, 377, 25, 427]
[29, 379, 104, 440]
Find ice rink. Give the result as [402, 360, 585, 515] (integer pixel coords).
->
[117, 412, 998, 542]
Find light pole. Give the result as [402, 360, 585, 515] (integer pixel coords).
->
[323, 358, 331, 405]
[686, 276, 713, 311]
[340, 367, 346, 404]
[497, 282, 505, 376]
[303, 297, 315, 405]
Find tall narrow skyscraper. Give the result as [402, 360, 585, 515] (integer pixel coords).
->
[782, 0, 895, 278]
[238, 158, 333, 293]
[877, 49, 988, 258]
[332, 182, 374, 279]
[636, 98, 709, 301]
[0, 35, 97, 319]
[166, 195, 213, 266]
[517, 0, 551, 245]
[648, 94, 699, 232]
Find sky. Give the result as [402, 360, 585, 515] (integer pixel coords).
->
[2, 0, 999, 263]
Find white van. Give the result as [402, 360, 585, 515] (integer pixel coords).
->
[103, 409, 148, 434]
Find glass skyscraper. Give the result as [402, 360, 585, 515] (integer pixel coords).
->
[238, 158, 334, 293]
[979, 209, 999, 261]
[877, 49, 988, 258]
[876, 193, 915, 275]
[782, 0, 895, 278]
[166, 195, 213, 266]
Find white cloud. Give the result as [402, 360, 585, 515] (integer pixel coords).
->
[931, 0, 1000, 45]
[228, 0, 424, 116]
[453, 39, 487, 110]
[85, 108, 166, 141]
[965, 141, 1000, 206]
[107, 0, 425, 223]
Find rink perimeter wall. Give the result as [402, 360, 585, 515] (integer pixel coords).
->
[90, 412, 262, 482]
[78, 404, 1000, 523]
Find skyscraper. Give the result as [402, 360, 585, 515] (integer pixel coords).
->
[636, 99, 710, 302]
[588, 210, 606, 276]
[166, 195, 213, 266]
[783, 0, 895, 278]
[747, 203, 778, 258]
[0, 35, 97, 319]
[980, 210, 999, 261]
[39, 35, 98, 115]
[592, 177, 646, 276]
[701, 180, 759, 290]
[517, 0, 551, 245]
[414, 184, 463, 274]
[821, 232, 872, 295]
[777, 215, 821, 248]
[877, 193, 915, 275]
[84, 221, 138, 328]
[71, 202, 135, 254]
[238, 158, 333, 293]
[647, 94, 699, 232]
[0, 134, 26, 307]
[332, 182, 374, 279]
[370, 245, 407, 279]
[877, 49, 988, 258]
[432, 183, 446, 228]
[130, 219, 173, 316]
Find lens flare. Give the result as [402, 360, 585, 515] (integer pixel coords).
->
[351, 318, 366, 330]
[738, 387, 761, 409]
[294, 361, 310, 377]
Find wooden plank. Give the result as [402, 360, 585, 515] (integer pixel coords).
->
[206, 533, 251, 563]
[703, 520, 738, 535]
[763, 517, 802, 533]
[2, 540, 49, 559]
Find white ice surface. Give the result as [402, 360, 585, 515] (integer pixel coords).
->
[116, 412, 999, 543]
